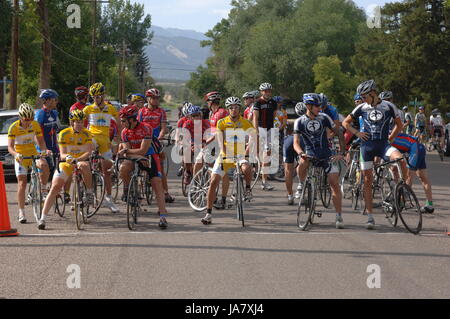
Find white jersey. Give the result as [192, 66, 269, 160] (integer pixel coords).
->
[430, 115, 444, 127]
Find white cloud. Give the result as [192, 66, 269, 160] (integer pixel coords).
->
[212, 9, 230, 19]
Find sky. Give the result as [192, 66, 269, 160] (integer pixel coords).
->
[132, 0, 392, 33]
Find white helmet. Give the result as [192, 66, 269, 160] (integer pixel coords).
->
[225, 96, 242, 108]
[259, 82, 272, 91]
[18, 103, 35, 119]
[242, 91, 256, 99]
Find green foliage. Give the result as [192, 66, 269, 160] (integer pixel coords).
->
[313, 56, 358, 114]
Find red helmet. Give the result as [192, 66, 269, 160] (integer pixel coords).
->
[119, 105, 139, 119]
[75, 86, 89, 99]
[145, 88, 160, 97]
[204, 91, 221, 102]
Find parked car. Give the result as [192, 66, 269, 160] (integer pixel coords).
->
[0, 109, 20, 178]
[444, 112, 450, 156]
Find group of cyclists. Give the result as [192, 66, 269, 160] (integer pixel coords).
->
[6, 78, 444, 231]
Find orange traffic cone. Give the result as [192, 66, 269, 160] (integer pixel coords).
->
[0, 162, 19, 237]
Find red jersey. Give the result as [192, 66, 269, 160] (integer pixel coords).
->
[177, 117, 189, 128]
[121, 122, 154, 155]
[243, 106, 253, 120]
[138, 106, 167, 137]
[70, 101, 88, 127]
[109, 119, 118, 141]
[182, 119, 211, 143]
[209, 108, 229, 133]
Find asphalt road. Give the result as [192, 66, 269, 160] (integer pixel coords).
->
[1, 134, 449, 299]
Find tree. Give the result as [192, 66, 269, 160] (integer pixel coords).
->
[313, 56, 357, 113]
[0, 0, 12, 107]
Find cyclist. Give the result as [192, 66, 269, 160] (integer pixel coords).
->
[414, 106, 427, 142]
[118, 105, 168, 229]
[8, 103, 51, 224]
[205, 91, 230, 209]
[343, 79, 406, 230]
[38, 110, 94, 230]
[83, 82, 120, 213]
[35, 89, 61, 197]
[70, 86, 90, 127]
[285, 102, 306, 205]
[182, 105, 211, 184]
[429, 109, 445, 150]
[391, 133, 434, 213]
[354, 93, 363, 106]
[253, 82, 277, 191]
[243, 91, 256, 121]
[201, 97, 256, 225]
[139, 88, 174, 203]
[175, 102, 191, 177]
[131, 93, 146, 109]
[403, 106, 414, 135]
[294, 93, 345, 229]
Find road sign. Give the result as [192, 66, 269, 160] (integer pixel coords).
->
[0, 80, 12, 84]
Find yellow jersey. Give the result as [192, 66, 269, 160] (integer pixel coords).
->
[58, 127, 93, 158]
[216, 115, 255, 157]
[8, 120, 43, 156]
[83, 103, 118, 137]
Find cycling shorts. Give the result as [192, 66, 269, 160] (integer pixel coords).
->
[91, 134, 113, 160]
[407, 143, 426, 171]
[416, 125, 425, 134]
[360, 140, 398, 170]
[54, 161, 89, 182]
[15, 159, 34, 177]
[212, 157, 249, 177]
[431, 126, 443, 138]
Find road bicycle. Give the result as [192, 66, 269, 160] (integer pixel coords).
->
[297, 155, 331, 230]
[22, 155, 46, 223]
[367, 156, 422, 234]
[87, 150, 106, 217]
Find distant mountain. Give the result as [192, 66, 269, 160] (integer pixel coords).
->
[146, 26, 212, 82]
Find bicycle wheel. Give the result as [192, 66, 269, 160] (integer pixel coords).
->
[73, 179, 84, 230]
[235, 173, 245, 227]
[395, 183, 422, 234]
[181, 168, 189, 197]
[87, 172, 105, 218]
[297, 181, 313, 230]
[250, 157, 261, 190]
[169, 128, 177, 145]
[380, 172, 397, 227]
[111, 169, 122, 203]
[351, 169, 363, 211]
[30, 174, 42, 223]
[127, 175, 140, 230]
[144, 173, 153, 206]
[163, 152, 169, 177]
[188, 167, 212, 212]
[319, 169, 331, 208]
[54, 192, 66, 217]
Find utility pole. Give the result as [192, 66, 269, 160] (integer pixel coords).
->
[120, 39, 127, 103]
[9, 0, 19, 110]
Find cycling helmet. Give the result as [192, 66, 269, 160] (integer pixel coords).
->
[119, 105, 139, 119]
[18, 103, 35, 119]
[204, 91, 221, 102]
[356, 80, 377, 96]
[259, 83, 272, 91]
[431, 108, 440, 115]
[131, 93, 145, 102]
[69, 109, 86, 122]
[74, 86, 89, 99]
[242, 91, 256, 99]
[187, 105, 201, 116]
[126, 93, 133, 101]
[273, 96, 283, 103]
[182, 102, 193, 117]
[225, 96, 242, 108]
[354, 93, 362, 101]
[402, 106, 408, 111]
[145, 88, 160, 97]
[295, 102, 307, 116]
[39, 89, 59, 100]
[419, 106, 424, 110]
[89, 83, 105, 96]
[303, 93, 320, 106]
[379, 91, 393, 100]
[319, 93, 328, 107]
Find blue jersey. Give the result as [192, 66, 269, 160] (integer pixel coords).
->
[321, 104, 339, 122]
[294, 113, 335, 159]
[351, 100, 398, 142]
[35, 107, 60, 153]
[391, 133, 422, 168]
